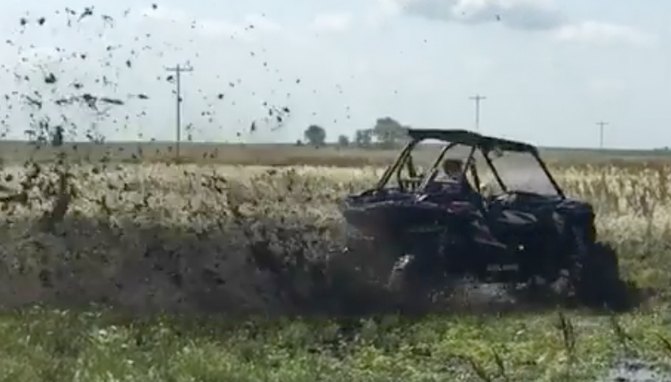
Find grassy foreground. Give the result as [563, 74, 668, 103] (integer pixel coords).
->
[0, 158, 670, 380]
[1, 305, 670, 382]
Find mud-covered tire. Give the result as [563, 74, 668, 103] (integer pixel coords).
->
[386, 255, 436, 312]
[344, 225, 399, 279]
[386, 255, 412, 292]
[575, 242, 629, 311]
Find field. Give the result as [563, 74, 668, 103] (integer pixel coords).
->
[4, 140, 671, 167]
[0, 144, 670, 381]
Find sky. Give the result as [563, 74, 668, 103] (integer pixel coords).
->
[0, 0, 670, 149]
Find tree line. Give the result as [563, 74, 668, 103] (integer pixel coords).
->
[42, 117, 410, 149]
[302, 117, 410, 149]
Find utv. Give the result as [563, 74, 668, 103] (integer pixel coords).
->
[340, 129, 626, 310]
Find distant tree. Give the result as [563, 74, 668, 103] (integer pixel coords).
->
[355, 129, 373, 147]
[304, 125, 326, 147]
[295, 139, 304, 146]
[51, 125, 64, 147]
[338, 134, 350, 147]
[372, 117, 409, 148]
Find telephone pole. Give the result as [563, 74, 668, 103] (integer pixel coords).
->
[165, 63, 193, 160]
[596, 121, 608, 149]
[469, 94, 486, 132]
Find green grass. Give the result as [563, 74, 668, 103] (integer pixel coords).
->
[0, 305, 669, 382]
[0, 224, 664, 381]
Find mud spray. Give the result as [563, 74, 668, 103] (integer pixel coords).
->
[0, 158, 545, 317]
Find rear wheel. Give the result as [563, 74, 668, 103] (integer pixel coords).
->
[387, 255, 426, 311]
[570, 231, 628, 310]
[344, 225, 398, 283]
[576, 242, 628, 310]
[386, 254, 446, 313]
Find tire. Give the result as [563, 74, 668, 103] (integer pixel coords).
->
[386, 255, 437, 313]
[574, 241, 628, 311]
[343, 225, 398, 283]
[386, 255, 413, 292]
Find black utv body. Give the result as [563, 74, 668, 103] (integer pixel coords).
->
[340, 129, 625, 309]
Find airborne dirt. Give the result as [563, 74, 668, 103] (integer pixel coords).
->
[0, 2, 332, 315]
[0, 160, 576, 317]
[0, 217, 565, 316]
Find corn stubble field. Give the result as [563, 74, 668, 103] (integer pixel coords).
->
[1, 146, 671, 381]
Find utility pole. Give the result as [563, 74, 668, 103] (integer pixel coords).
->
[165, 63, 193, 160]
[469, 94, 486, 132]
[596, 121, 608, 149]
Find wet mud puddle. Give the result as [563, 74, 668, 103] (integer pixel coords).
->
[601, 359, 670, 382]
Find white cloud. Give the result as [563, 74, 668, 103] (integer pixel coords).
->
[310, 13, 353, 32]
[244, 14, 283, 32]
[375, 0, 407, 16]
[138, 5, 282, 40]
[553, 21, 655, 46]
[196, 19, 241, 38]
[453, 0, 562, 29]
[365, 0, 401, 28]
[139, 5, 190, 23]
[373, 0, 656, 47]
[17, 46, 64, 62]
[378, 0, 563, 30]
[586, 78, 627, 97]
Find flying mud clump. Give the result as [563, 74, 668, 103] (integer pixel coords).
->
[3, 3, 296, 147]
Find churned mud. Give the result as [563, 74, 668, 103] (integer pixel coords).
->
[602, 359, 671, 382]
[0, 213, 635, 317]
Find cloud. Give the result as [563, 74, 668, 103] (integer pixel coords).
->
[138, 5, 282, 40]
[552, 21, 655, 46]
[586, 78, 627, 99]
[16, 46, 65, 62]
[376, 0, 655, 47]
[244, 14, 283, 32]
[310, 13, 353, 32]
[386, 0, 564, 30]
[139, 5, 189, 23]
[455, 0, 563, 30]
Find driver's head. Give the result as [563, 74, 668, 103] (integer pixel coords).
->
[442, 159, 462, 177]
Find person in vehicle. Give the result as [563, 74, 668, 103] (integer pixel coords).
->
[429, 158, 475, 193]
[440, 158, 463, 180]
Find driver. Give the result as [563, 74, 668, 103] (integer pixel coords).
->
[422, 157, 487, 210]
[441, 158, 462, 179]
[428, 158, 475, 194]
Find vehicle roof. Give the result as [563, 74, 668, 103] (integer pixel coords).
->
[407, 128, 537, 153]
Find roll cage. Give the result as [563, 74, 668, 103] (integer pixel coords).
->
[375, 129, 565, 199]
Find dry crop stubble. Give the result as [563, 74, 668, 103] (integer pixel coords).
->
[0, 160, 387, 314]
[0, 159, 667, 313]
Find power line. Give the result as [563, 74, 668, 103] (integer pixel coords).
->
[165, 63, 194, 161]
[469, 94, 487, 132]
[596, 121, 608, 149]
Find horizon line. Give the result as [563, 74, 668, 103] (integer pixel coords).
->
[0, 139, 666, 152]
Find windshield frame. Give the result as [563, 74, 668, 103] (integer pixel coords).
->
[375, 135, 566, 199]
[482, 147, 565, 198]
